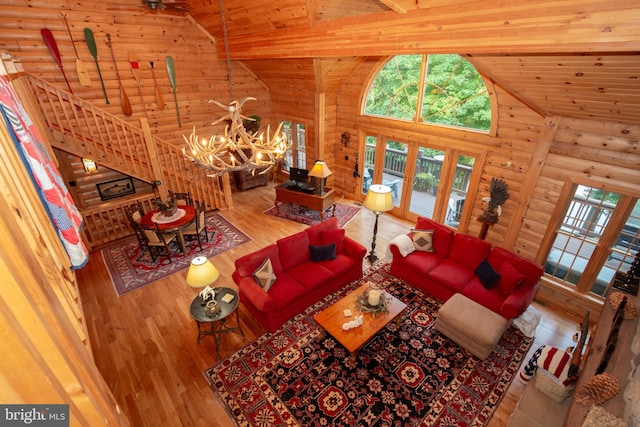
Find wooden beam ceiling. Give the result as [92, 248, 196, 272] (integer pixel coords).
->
[219, 0, 640, 59]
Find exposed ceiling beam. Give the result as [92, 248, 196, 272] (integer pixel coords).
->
[377, 0, 407, 13]
[221, 0, 640, 59]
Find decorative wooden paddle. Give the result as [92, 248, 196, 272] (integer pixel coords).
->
[61, 13, 90, 87]
[165, 55, 181, 127]
[128, 52, 147, 119]
[40, 28, 74, 93]
[84, 28, 109, 104]
[149, 61, 164, 110]
[105, 34, 132, 116]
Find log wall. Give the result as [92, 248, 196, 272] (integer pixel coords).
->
[0, 0, 272, 146]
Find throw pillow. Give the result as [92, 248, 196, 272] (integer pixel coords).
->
[321, 228, 345, 253]
[497, 261, 525, 295]
[253, 257, 276, 292]
[475, 259, 501, 289]
[411, 229, 434, 252]
[310, 243, 337, 262]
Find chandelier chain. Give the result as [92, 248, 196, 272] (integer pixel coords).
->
[220, 0, 234, 100]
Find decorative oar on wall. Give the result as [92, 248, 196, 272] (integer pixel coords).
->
[40, 28, 74, 93]
[61, 13, 90, 87]
[105, 34, 132, 116]
[150, 61, 164, 111]
[84, 28, 109, 104]
[128, 52, 147, 119]
[165, 56, 181, 127]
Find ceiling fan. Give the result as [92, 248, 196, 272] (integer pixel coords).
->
[142, 0, 189, 12]
[109, 0, 190, 15]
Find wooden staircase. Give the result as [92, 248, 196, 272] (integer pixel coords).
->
[15, 73, 233, 249]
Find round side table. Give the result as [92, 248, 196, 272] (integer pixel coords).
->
[189, 287, 245, 360]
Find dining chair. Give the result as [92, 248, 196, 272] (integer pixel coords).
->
[127, 201, 145, 226]
[132, 221, 179, 263]
[182, 201, 209, 251]
[168, 190, 193, 206]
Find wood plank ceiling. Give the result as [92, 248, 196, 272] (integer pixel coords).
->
[173, 0, 640, 127]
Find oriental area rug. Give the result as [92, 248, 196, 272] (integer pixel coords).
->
[264, 202, 360, 228]
[204, 262, 533, 427]
[102, 213, 251, 297]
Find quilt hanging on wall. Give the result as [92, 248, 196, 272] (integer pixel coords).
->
[0, 75, 88, 268]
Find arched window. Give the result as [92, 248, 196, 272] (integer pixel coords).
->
[364, 54, 491, 131]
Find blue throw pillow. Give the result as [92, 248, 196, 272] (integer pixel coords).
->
[475, 259, 501, 289]
[310, 243, 336, 262]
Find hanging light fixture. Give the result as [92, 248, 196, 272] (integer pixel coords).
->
[182, 0, 290, 177]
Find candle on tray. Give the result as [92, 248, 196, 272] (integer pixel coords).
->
[368, 289, 380, 306]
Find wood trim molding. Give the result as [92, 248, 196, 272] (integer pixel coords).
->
[221, 1, 640, 59]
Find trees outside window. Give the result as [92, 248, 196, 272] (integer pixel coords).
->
[365, 54, 491, 131]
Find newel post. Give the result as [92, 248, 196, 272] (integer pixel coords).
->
[140, 118, 166, 199]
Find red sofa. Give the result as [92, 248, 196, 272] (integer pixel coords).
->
[233, 217, 367, 333]
[389, 217, 543, 319]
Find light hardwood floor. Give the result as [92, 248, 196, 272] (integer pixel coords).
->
[76, 182, 581, 427]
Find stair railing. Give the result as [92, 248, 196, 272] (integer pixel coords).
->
[21, 74, 233, 249]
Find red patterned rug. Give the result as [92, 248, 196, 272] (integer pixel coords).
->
[204, 262, 533, 426]
[264, 202, 360, 227]
[102, 213, 251, 296]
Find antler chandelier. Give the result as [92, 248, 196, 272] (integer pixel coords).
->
[182, 97, 289, 176]
[182, 0, 290, 176]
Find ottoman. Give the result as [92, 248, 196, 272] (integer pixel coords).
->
[434, 293, 509, 360]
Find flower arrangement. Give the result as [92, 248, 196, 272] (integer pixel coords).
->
[155, 197, 177, 216]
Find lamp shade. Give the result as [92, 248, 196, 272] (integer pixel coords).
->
[186, 256, 220, 288]
[308, 160, 332, 178]
[364, 184, 393, 213]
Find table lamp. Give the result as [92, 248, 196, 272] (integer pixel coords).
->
[363, 184, 393, 263]
[308, 160, 332, 195]
[186, 256, 220, 303]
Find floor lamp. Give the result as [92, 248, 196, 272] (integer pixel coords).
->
[363, 184, 393, 263]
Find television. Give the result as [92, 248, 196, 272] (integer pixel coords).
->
[289, 167, 309, 184]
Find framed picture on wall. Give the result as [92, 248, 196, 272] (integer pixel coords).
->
[97, 177, 135, 201]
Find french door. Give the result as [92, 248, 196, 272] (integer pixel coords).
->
[361, 133, 481, 228]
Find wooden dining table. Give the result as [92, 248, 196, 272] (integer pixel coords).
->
[140, 205, 196, 254]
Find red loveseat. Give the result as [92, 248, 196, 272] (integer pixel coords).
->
[389, 217, 543, 319]
[233, 217, 367, 333]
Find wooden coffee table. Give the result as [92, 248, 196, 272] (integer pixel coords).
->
[314, 284, 406, 367]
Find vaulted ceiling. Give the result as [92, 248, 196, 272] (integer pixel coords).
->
[156, 0, 640, 125]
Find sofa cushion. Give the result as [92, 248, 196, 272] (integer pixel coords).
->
[310, 244, 336, 262]
[277, 232, 311, 271]
[286, 262, 335, 292]
[235, 244, 283, 278]
[510, 256, 544, 287]
[497, 261, 525, 295]
[415, 217, 454, 257]
[266, 274, 308, 310]
[253, 257, 276, 291]
[428, 259, 476, 293]
[306, 217, 339, 246]
[488, 247, 543, 287]
[475, 259, 501, 289]
[448, 234, 491, 270]
[461, 277, 505, 314]
[412, 229, 433, 252]
[314, 253, 358, 276]
[321, 228, 345, 253]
